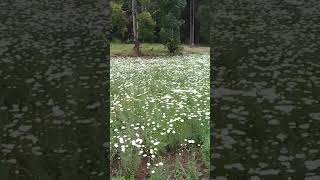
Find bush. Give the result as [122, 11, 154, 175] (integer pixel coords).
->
[163, 37, 182, 55]
[159, 15, 184, 55]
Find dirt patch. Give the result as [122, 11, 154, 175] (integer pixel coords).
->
[134, 157, 150, 180]
[132, 145, 209, 180]
[110, 155, 121, 177]
[173, 146, 209, 180]
[111, 145, 209, 179]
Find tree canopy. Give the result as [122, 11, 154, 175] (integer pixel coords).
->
[111, 0, 209, 54]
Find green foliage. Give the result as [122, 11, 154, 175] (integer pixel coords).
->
[201, 133, 210, 169]
[165, 37, 183, 55]
[111, 0, 209, 46]
[158, 0, 186, 54]
[138, 0, 151, 7]
[118, 147, 140, 178]
[137, 11, 156, 42]
[149, 164, 171, 180]
[111, 2, 128, 41]
[112, 176, 135, 180]
[197, 0, 210, 44]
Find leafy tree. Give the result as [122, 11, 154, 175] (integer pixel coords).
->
[137, 11, 156, 42]
[110, 0, 209, 47]
[138, 0, 151, 11]
[158, 0, 187, 54]
[111, 2, 128, 42]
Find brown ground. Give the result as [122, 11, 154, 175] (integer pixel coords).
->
[111, 43, 209, 57]
[112, 145, 209, 180]
[134, 156, 150, 180]
[111, 155, 121, 177]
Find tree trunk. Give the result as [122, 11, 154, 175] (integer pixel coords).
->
[189, 0, 195, 46]
[195, 0, 200, 44]
[132, 0, 140, 56]
[189, 0, 192, 45]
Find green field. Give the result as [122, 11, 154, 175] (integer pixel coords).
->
[111, 43, 210, 57]
[110, 54, 210, 179]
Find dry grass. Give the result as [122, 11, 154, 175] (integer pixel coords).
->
[111, 43, 209, 57]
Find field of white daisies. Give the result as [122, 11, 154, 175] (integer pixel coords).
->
[111, 54, 210, 179]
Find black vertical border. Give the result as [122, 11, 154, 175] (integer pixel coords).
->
[210, 0, 320, 179]
[0, 0, 110, 179]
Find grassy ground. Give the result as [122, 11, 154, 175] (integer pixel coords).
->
[110, 54, 210, 179]
[111, 43, 209, 57]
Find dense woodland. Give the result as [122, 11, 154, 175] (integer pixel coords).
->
[111, 0, 210, 55]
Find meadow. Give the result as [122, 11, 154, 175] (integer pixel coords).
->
[110, 54, 210, 179]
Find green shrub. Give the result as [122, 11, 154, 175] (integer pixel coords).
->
[161, 37, 182, 55]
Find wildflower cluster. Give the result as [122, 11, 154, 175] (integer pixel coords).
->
[111, 54, 209, 175]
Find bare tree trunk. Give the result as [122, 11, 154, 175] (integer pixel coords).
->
[192, 0, 195, 46]
[195, 0, 200, 44]
[189, 0, 192, 45]
[189, 0, 195, 46]
[132, 0, 140, 56]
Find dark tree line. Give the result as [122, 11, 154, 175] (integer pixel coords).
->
[111, 0, 209, 54]
[183, 0, 210, 45]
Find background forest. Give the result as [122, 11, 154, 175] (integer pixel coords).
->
[111, 0, 210, 55]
